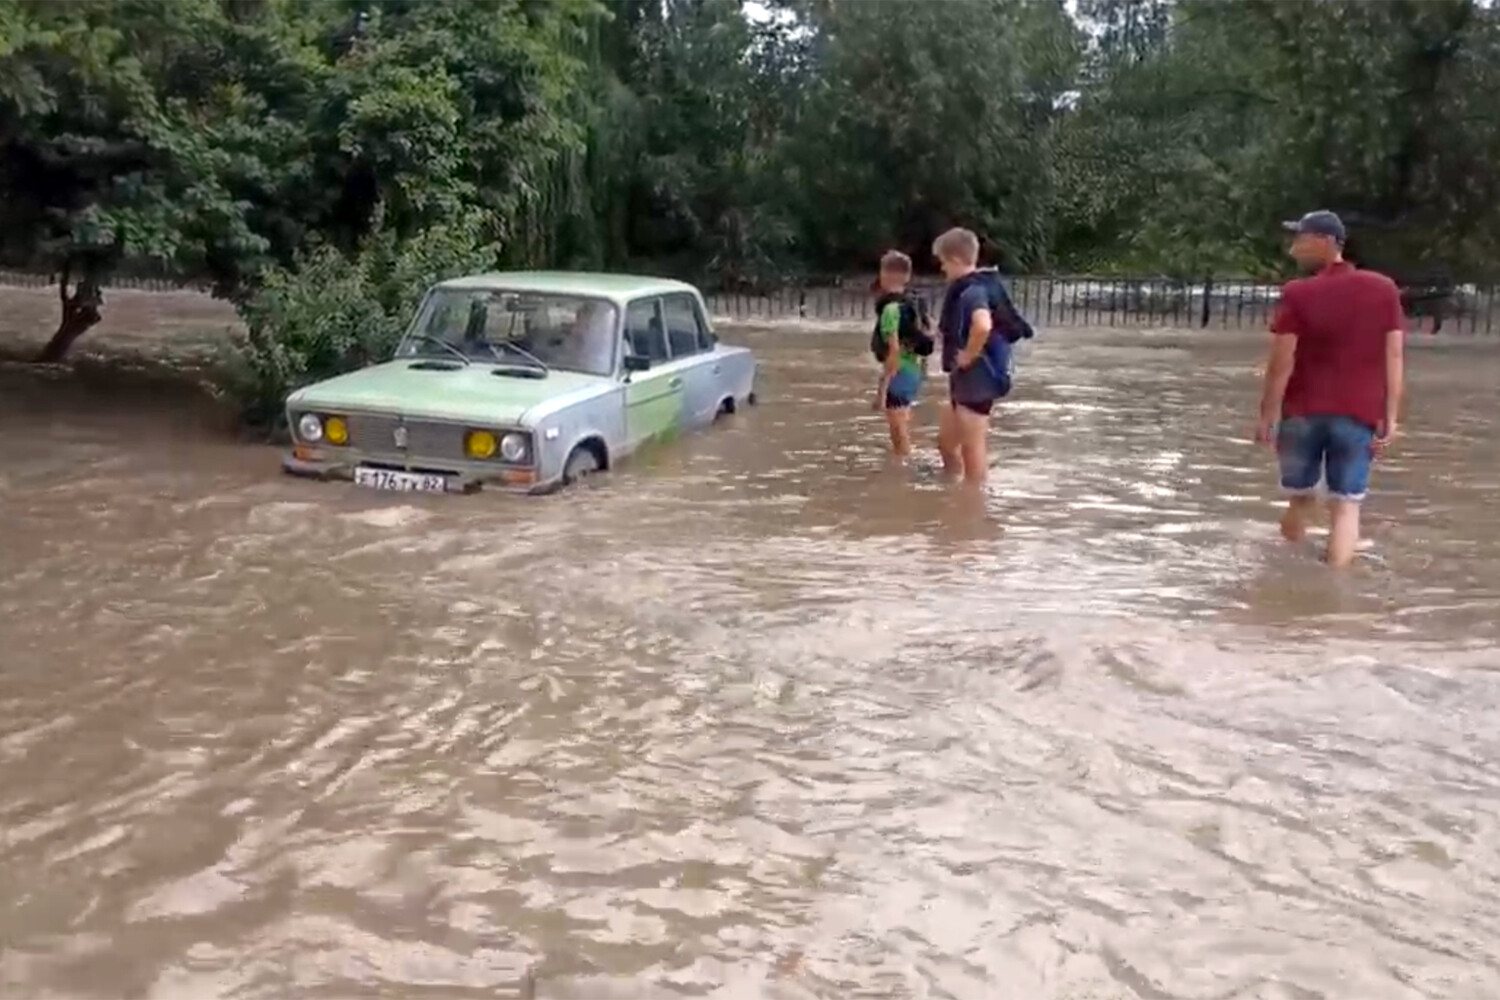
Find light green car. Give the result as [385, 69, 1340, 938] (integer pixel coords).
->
[282, 272, 758, 494]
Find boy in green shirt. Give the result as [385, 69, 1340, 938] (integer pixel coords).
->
[870, 250, 932, 457]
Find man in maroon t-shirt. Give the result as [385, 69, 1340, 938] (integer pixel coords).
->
[1255, 210, 1406, 568]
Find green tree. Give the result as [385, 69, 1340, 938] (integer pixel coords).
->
[0, 0, 266, 360]
[785, 0, 1082, 272]
[1054, 0, 1500, 282]
[633, 0, 801, 287]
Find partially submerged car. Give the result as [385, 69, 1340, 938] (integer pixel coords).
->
[282, 272, 758, 494]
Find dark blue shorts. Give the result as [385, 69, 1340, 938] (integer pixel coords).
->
[1277, 414, 1376, 501]
[948, 363, 1010, 416]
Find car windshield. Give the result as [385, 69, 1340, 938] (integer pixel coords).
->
[397, 288, 620, 377]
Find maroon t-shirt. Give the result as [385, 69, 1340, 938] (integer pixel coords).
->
[1270, 261, 1404, 430]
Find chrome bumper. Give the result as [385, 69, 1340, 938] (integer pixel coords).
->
[281, 451, 549, 495]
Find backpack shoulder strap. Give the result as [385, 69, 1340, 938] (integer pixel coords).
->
[900, 293, 930, 331]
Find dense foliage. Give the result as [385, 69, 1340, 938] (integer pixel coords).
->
[4, 0, 1499, 403]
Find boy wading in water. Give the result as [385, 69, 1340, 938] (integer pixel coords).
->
[869, 250, 933, 457]
[933, 227, 1034, 485]
[1255, 210, 1406, 568]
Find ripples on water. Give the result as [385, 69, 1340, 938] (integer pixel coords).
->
[2, 328, 1499, 999]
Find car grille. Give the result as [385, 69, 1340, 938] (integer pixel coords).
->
[344, 413, 469, 464]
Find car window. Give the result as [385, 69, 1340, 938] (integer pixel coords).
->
[625, 298, 669, 363]
[542, 301, 617, 376]
[662, 294, 709, 358]
[400, 289, 618, 376]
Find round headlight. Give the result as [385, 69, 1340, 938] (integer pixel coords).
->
[297, 413, 324, 442]
[325, 416, 349, 446]
[499, 432, 528, 463]
[465, 429, 498, 460]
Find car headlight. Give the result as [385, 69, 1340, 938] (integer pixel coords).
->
[325, 416, 349, 446]
[465, 429, 498, 460]
[499, 432, 529, 463]
[297, 413, 323, 442]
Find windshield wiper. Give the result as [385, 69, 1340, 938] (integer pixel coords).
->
[404, 334, 471, 366]
[483, 340, 550, 373]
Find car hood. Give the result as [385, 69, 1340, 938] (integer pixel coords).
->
[286, 360, 611, 426]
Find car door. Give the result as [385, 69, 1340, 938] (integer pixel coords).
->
[660, 292, 720, 428]
[622, 296, 687, 453]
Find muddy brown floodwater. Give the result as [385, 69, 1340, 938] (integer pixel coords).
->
[2, 326, 1500, 1000]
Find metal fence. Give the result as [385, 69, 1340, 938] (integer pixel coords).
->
[0, 268, 185, 293]
[2, 268, 1496, 334]
[705, 276, 1500, 335]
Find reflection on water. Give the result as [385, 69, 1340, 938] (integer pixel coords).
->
[2, 327, 1500, 999]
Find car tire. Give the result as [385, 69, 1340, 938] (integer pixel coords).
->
[563, 445, 601, 486]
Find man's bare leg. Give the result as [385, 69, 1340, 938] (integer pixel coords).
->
[956, 407, 989, 487]
[1280, 494, 1316, 542]
[1324, 498, 1362, 568]
[937, 404, 963, 478]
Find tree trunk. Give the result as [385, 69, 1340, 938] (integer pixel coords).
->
[34, 263, 104, 363]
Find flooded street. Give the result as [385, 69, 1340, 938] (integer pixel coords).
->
[3, 326, 1500, 1000]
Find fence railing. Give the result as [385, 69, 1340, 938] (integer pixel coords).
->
[705, 276, 1500, 335]
[2, 269, 1497, 334]
[0, 268, 186, 293]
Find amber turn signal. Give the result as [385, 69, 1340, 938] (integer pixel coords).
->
[465, 429, 498, 459]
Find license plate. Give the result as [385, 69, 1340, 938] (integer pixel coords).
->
[353, 467, 450, 493]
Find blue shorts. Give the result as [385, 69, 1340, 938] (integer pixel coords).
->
[1276, 414, 1376, 502]
[884, 367, 922, 409]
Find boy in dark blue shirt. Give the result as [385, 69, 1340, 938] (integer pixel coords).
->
[932, 227, 1032, 485]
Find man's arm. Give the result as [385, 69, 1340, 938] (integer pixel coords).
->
[1383, 328, 1404, 429]
[1378, 285, 1406, 446]
[1256, 292, 1300, 443]
[1258, 333, 1297, 423]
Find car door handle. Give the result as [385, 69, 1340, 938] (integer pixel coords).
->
[669, 377, 683, 389]
[712, 365, 721, 374]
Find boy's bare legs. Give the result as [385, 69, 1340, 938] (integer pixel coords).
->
[1279, 494, 1315, 542]
[956, 406, 989, 486]
[936, 403, 963, 478]
[884, 407, 912, 457]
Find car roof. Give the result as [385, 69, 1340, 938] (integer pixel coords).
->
[434, 271, 702, 302]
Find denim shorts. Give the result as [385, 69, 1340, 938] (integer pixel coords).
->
[1276, 414, 1376, 501]
[884, 367, 922, 409]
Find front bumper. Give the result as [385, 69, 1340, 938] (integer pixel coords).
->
[282, 448, 549, 495]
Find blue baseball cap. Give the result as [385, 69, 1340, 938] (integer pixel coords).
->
[1282, 210, 1346, 244]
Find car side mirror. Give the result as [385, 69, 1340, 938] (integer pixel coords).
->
[624, 354, 652, 373]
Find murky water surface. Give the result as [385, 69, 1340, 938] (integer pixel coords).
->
[3, 327, 1499, 1000]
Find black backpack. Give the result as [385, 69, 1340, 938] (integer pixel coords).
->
[869, 292, 935, 362]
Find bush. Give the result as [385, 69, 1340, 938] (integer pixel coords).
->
[225, 212, 499, 431]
